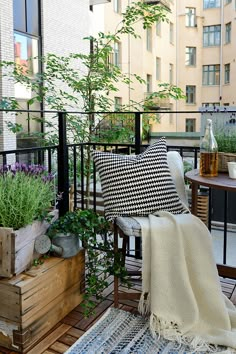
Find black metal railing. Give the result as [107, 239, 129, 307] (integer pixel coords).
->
[0, 108, 235, 267]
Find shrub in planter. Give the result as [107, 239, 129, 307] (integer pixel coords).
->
[215, 131, 236, 172]
[0, 163, 55, 229]
[0, 163, 56, 277]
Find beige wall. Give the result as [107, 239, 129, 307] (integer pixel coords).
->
[101, 0, 236, 136]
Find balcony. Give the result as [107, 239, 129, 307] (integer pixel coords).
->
[144, 0, 171, 10]
[89, 0, 111, 5]
[0, 108, 236, 353]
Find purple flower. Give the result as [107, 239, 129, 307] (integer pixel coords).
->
[0, 163, 54, 183]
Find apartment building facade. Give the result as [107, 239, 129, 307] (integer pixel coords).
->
[98, 0, 236, 139]
[0, 0, 91, 151]
[1, 0, 235, 150]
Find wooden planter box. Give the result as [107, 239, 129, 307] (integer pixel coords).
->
[218, 152, 236, 172]
[0, 211, 58, 278]
[0, 249, 85, 353]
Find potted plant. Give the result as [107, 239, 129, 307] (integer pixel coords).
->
[215, 131, 236, 172]
[0, 162, 56, 277]
[47, 209, 128, 317]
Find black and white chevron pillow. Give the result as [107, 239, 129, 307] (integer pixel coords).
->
[92, 138, 189, 222]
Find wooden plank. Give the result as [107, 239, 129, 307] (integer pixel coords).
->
[74, 299, 112, 331]
[0, 251, 85, 323]
[20, 281, 84, 330]
[66, 327, 84, 338]
[0, 228, 13, 278]
[15, 284, 83, 352]
[26, 323, 71, 354]
[55, 332, 77, 347]
[20, 253, 85, 323]
[48, 341, 69, 353]
[217, 264, 236, 279]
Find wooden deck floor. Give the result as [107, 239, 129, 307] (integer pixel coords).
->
[0, 257, 236, 354]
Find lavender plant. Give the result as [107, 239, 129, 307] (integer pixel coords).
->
[0, 163, 55, 229]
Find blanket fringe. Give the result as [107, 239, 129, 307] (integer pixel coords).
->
[138, 292, 150, 315]
[150, 313, 235, 354]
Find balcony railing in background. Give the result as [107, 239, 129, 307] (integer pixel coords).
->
[0, 109, 235, 268]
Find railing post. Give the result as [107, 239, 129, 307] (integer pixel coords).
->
[134, 112, 142, 258]
[58, 112, 69, 216]
[134, 112, 142, 154]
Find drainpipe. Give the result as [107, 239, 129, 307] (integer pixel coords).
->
[219, 1, 224, 104]
[175, 0, 178, 132]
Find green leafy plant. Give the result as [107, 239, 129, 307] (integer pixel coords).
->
[0, 1, 185, 208]
[215, 132, 236, 153]
[0, 163, 55, 229]
[47, 209, 128, 317]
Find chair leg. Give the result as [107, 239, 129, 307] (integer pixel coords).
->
[114, 223, 119, 308]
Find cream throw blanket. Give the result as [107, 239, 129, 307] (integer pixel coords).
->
[134, 211, 236, 353]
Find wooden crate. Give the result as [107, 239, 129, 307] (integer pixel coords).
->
[0, 211, 58, 278]
[0, 249, 85, 353]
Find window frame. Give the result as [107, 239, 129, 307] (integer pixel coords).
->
[185, 7, 196, 27]
[156, 21, 161, 36]
[224, 63, 230, 84]
[114, 97, 122, 111]
[202, 64, 220, 85]
[225, 22, 231, 44]
[146, 74, 152, 93]
[169, 22, 174, 44]
[186, 85, 196, 104]
[156, 57, 161, 80]
[185, 118, 196, 132]
[203, 0, 221, 9]
[113, 41, 121, 68]
[146, 28, 152, 51]
[203, 25, 221, 47]
[185, 47, 196, 66]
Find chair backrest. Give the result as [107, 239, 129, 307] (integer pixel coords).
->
[167, 151, 189, 208]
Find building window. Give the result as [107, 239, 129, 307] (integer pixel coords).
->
[114, 97, 122, 110]
[156, 57, 161, 80]
[146, 28, 152, 51]
[169, 63, 173, 84]
[113, 0, 121, 13]
[185, 8, 196, 27]
[186, 85, 196, 104]
[13, 0, 41, 147]
[14, 33, 39, 86]
[186, 118, 196, 132]
[203, 0, 220, 8]
[114, 42, 121, 68]
[203, 65, 220, 85]
[203, 25, 221, 46]
[185, 47, 196, 66]
[156, 21, 161, 36]
[146, 74, 152, 93]
[225, 63, 230, 84]
[225, 22, 231, 44]
[169, 22, 174, 43]
[14, 0, 40, 36]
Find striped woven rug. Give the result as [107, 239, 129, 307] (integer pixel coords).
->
[65, 307, 226, 354]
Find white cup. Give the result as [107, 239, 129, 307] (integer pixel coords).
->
[227, 162, 236, 179]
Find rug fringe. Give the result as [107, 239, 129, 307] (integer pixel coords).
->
[150, 313, 235, 354]
[138, 292, 150, 315]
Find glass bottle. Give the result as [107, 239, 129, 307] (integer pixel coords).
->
[200, 118, 218, 177]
